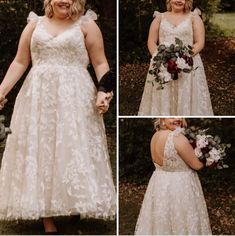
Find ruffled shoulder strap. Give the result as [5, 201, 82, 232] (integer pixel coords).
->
[27, 11, 40, 23]
[192, 7, 202, 16]
[172, 127, 185, 137]
[153, 10, 162, 19]
[79, 9, 98, 26]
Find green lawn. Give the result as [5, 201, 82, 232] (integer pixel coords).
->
[211, 13, 235, 36]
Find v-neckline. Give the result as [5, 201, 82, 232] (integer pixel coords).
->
[162, 13, 191, 28]
[40, 16, 79, 39]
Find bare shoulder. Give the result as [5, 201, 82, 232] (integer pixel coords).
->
[151, 130, 171, 143]
[19, 19, 38, 43]
[80, 18, 100, 37]
[173, 133, 190, 149]
[22, 18, 38, 36]
[192, 12, 204, 25]
[26, 18, 38, 30]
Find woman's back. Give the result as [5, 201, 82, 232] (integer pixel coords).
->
[151, 128, 193, 172]
[135, 128, 211, 235]
[150, 130, 170, 166]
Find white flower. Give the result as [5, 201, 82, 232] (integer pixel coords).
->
[196, 135, 208, 149]
[158, 71, 172, 82]
[176, 57, 191, 70]
[209, 147, 221, 162]
[206, 157, 215, 166]
[158, 64, 172, 82]
[195, 147, 202, 157]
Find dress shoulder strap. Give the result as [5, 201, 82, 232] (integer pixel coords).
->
[27, 11, 41, 24]
[153, 10, 162, 22]
[153, 11, 161, 18]
[164, 128, 184, 159]
[192, 7, 202, 16]
[79, 9, 98, 27]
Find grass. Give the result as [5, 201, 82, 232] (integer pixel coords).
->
[211, 13, 235, 37]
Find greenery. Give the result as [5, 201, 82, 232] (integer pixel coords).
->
[119, 118, 235, 183]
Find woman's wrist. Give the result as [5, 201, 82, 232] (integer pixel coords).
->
[97, 70, 115, 93]
[0, 86, 6, 97]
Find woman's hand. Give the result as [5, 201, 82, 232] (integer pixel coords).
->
[96, 91, 113, 114]
[0, 91, 7, 110]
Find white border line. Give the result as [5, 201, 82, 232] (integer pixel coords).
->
[116, 0, 119, 235]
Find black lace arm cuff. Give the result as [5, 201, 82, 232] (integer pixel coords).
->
[98, 70, 115, 93]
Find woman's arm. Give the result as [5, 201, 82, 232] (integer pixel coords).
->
[83, 20, 112, 114]
[192, 13, 205, 55]
[83, 20, 109, 81]
[174, 134, 204, 170]
[0, 21, 36, 98]
[147, 15, 161, 56]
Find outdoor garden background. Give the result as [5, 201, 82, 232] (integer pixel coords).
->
[119, 118, 235, 235]
[119, 0, 235, 115]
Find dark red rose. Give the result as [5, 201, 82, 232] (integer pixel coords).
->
[208, 162, 218, 169]
[187, 57, 193, 66]
[201, 146, 210, 154]
[191, 141, 197, 149]
[184, 56, 193, 66]
[167, 59, 178, 73]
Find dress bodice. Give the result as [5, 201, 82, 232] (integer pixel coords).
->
[28, 11, 96, 68]
[154, 128, 191, 172]
[158, 12, 194, 46]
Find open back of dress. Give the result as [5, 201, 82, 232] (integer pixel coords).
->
[135, 128, 212, 235]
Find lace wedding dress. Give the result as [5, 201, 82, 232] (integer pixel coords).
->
[0, 11, 116, 220]
[135, 128, 212, 235]
[138, 11, 213, 115]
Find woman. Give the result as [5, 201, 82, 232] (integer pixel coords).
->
[0, 0, 116, 234]
[138, 0, 213, 115]
[135, 118, 212, 235]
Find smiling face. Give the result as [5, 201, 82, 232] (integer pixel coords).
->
[170, 0, 186, 12]
[162, 118, 184, 131]
[51, 0, 73, 18]
[166, 0, 193, 13]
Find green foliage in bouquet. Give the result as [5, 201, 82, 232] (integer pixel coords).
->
[184, 126, 231, 169]
[148, 38, 195, 90]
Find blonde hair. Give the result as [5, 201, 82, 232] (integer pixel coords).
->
[44, 0, 86, 20]
[154, 118, 187, 130]
[166, 0, 193, 13]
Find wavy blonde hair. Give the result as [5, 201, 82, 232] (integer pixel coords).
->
[166, 0, 193, 13]
[154, 118, 187, 131]
[44, 0, 86, 20]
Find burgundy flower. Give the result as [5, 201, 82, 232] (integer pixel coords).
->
[187, 57, 193, 66]
[167, 59, 178, 73]
[208, 162, 218, 169]
[191, 141, 197, 149]
[201, 146, 210, 154]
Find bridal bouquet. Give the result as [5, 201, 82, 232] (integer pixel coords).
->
[149, 38, 196, 89]
[184, 127, 231, 169]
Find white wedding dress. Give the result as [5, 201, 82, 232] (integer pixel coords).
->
[135, 128, 212, 235]
[0, 11, 116, 220]
[138, 11, 213, 115]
